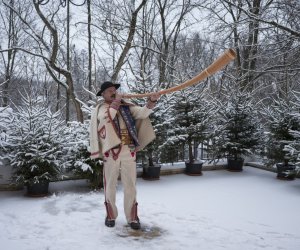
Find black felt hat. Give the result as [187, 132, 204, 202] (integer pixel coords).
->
[96, 81, 120, 96]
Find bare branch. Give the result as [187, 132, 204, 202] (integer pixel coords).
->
[221, 0, 300, 38]
[33, 1, 59, 63]
[3, 1, 50, 51]
[0, 47, 50, 62]
[45, 63, 68, 89]
[111, 0, 148, 82]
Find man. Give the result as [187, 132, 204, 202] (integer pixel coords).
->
[89, 81, 159, 230]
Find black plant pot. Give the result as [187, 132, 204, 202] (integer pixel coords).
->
[88, 171, 104, 189]
[185, 162, 203, 176]
[227, 158, 244, 172]
[276, 163, 296, 180]
[142, 164, 161, 180]
[26, 180, 50, 197]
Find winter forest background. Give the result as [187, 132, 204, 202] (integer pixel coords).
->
[1, 0, 300, 183]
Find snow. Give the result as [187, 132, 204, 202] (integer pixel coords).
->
[1, 166, 300, 250]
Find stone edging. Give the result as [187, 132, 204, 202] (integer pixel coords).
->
[245, 162, 300, 177]
[244, 162, 277, 173]
[2, 162, 298, 191]
[0, 184, 23, 191]
[137, 164, 227, 177]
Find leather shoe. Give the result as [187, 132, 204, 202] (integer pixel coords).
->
[105, 217, 115, 227]
[129, 220, 141, 230]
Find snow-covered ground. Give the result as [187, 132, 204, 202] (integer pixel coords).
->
[1, 166, 299, 250]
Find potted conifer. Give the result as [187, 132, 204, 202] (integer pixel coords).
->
[141, 144, 161, 180]
[263, 95, 300, 180]
[72, 153, 104, 189]
[212, 91, 262, 171]
[5, 93, 63, 196]
[142, 161, 161, 180]
[62, 121, 104, 189]
[170, 90, 214, 176]
[138, 108, 162, 180]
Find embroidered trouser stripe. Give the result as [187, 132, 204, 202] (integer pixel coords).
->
[103, 167, 115, 219]
[104, 201, 114, 220]
[130, 202, 139, 222]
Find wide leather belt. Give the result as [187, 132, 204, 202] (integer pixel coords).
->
[120, 129, 133, 145]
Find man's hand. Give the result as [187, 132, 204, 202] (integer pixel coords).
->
[110, 92, 122, 110]
[114, 92, 123, 101]
[149, 93, 160, 102]
[146, 93, 160, 109]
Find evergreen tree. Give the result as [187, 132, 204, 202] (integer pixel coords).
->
[5, 92, 64, 184]
[263, 92, 300, 166]
[0, 106, 14, 171]
[163, 87, 215, 163]
[0, 107, 14, 151]
[288, 91, 300, 167]
[148, 93, 180, 165]
[61, 120, 103, 189]
[211, 90, 263, 161]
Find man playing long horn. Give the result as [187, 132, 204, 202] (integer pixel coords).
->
[89, 81, 160, 230]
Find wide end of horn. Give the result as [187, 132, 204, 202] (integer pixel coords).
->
[226, 48, 237, 59]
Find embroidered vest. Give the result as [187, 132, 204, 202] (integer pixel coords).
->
[113, 105, 139, 147]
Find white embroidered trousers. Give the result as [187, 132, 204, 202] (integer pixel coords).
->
[103, 144, 138, 223]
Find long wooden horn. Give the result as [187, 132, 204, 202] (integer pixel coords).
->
[122, 48, 236, 98]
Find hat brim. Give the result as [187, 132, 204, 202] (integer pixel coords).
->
[96, 83, 120, 96]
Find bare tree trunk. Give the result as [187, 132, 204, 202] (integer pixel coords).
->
[93, 54, 97, 89]
[2, 0, 17, 107]
[193, 139, 198, 161]
[157, 0, 192, 87]
[219, 0, 261, 90]
[65, 0, 71, 122]
[241, 0, 261, 90]
[33, 1, 83, 122]
[87, 0, 92, 100]
[158, 0, 168, 85]
[222, 0, 300, 38]
[56, 82, 60, 112]
[111, 0, 147, 82]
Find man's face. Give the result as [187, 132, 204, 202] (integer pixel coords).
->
[102, 86, 117, 103]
